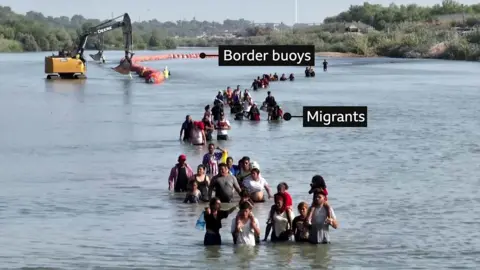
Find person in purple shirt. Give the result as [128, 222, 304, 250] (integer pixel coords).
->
[202, 143, 226, 178]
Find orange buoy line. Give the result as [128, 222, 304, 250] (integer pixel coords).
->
[115, 53, 218, 84]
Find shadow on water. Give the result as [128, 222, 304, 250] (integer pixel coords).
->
[44, 79, 86, 102]
[299, 244, 331, 269]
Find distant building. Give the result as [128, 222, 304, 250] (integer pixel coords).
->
[252, 23, 282, 31]
[343, 22, 374, 33]
[293, 23, 322, 29]
[345, 24, 359, 32]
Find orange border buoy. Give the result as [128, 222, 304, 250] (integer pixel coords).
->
[114, 53, 218, 84]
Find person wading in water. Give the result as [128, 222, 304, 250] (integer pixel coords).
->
[235, 156, 252, 188]
[203, 197, 238, 246]
[241, 163, 273, 202]
[189, 164, 210, 202]
[208, 163, 242, 203]
[306, 190, 338, 244]
[215, 113, 231, 141]
[292, 202, 310, 242]
[179, 115, 193, 142]
[190, 121, 206, 146]
[168, 154, 194, 192]
[202, 116, 214, 141]
[264, 91, 277, 118]
[231, 201, 261, 246]
[202, 144, 226, 178]
[264, 194, 293, 242]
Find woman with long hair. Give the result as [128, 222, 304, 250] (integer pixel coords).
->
[203, 197, 237, 246]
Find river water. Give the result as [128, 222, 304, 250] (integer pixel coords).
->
[0, 48, 479, 269]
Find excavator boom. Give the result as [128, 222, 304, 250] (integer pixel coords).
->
[78, 13, 134, 70]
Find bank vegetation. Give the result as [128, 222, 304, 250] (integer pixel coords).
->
[1, 1, 480, 60]
[178, 1, 480, 61]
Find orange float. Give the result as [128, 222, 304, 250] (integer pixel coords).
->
[113, 53, 218, 84]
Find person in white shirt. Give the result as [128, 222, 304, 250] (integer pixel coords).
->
[243, 95, 253, 115]
[215, 113, 231, 141]
[231, 201, 261, 246]
[242, 162, 273, 202]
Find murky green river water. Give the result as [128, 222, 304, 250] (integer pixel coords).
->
[0, 48, 479, 269]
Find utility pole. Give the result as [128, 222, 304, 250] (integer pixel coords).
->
[294, 0, 298, 25]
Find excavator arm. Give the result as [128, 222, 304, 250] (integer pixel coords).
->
[73, 13, 134, 66]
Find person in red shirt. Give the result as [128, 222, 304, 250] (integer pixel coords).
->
[277, 182, 293, 209]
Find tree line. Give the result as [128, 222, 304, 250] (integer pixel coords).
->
[177, 1, 480, 61]
[0, 5, 257, 52]
[323, 0, 480, 29]
[1, 1, 480, 61]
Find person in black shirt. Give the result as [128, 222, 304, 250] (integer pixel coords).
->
[204, 197, 238, 246]
[179, 115, 193, 142]
[265, 91, 276, 108]
[264, 91, 277, 117]
[251, 79, 259, 91]
[292, 202, 310, 242]
[323, 59, 328, 72]
[211, 103, 224, 122]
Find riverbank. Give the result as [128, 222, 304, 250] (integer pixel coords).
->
[315, 52, 367, 58]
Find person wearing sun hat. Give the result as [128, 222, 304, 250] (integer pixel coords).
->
[168, 154, 194, 192]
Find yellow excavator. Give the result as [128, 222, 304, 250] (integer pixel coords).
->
[45, 13, 134, 80]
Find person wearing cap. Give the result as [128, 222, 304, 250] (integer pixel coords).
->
[208, 163, 242, 203]
[242, 162, 273, 202]
[215, 112, 231, 141]
[307, 190, 338, 244]
[179, 115, 193, 142]
[168, 154, 194, 192]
